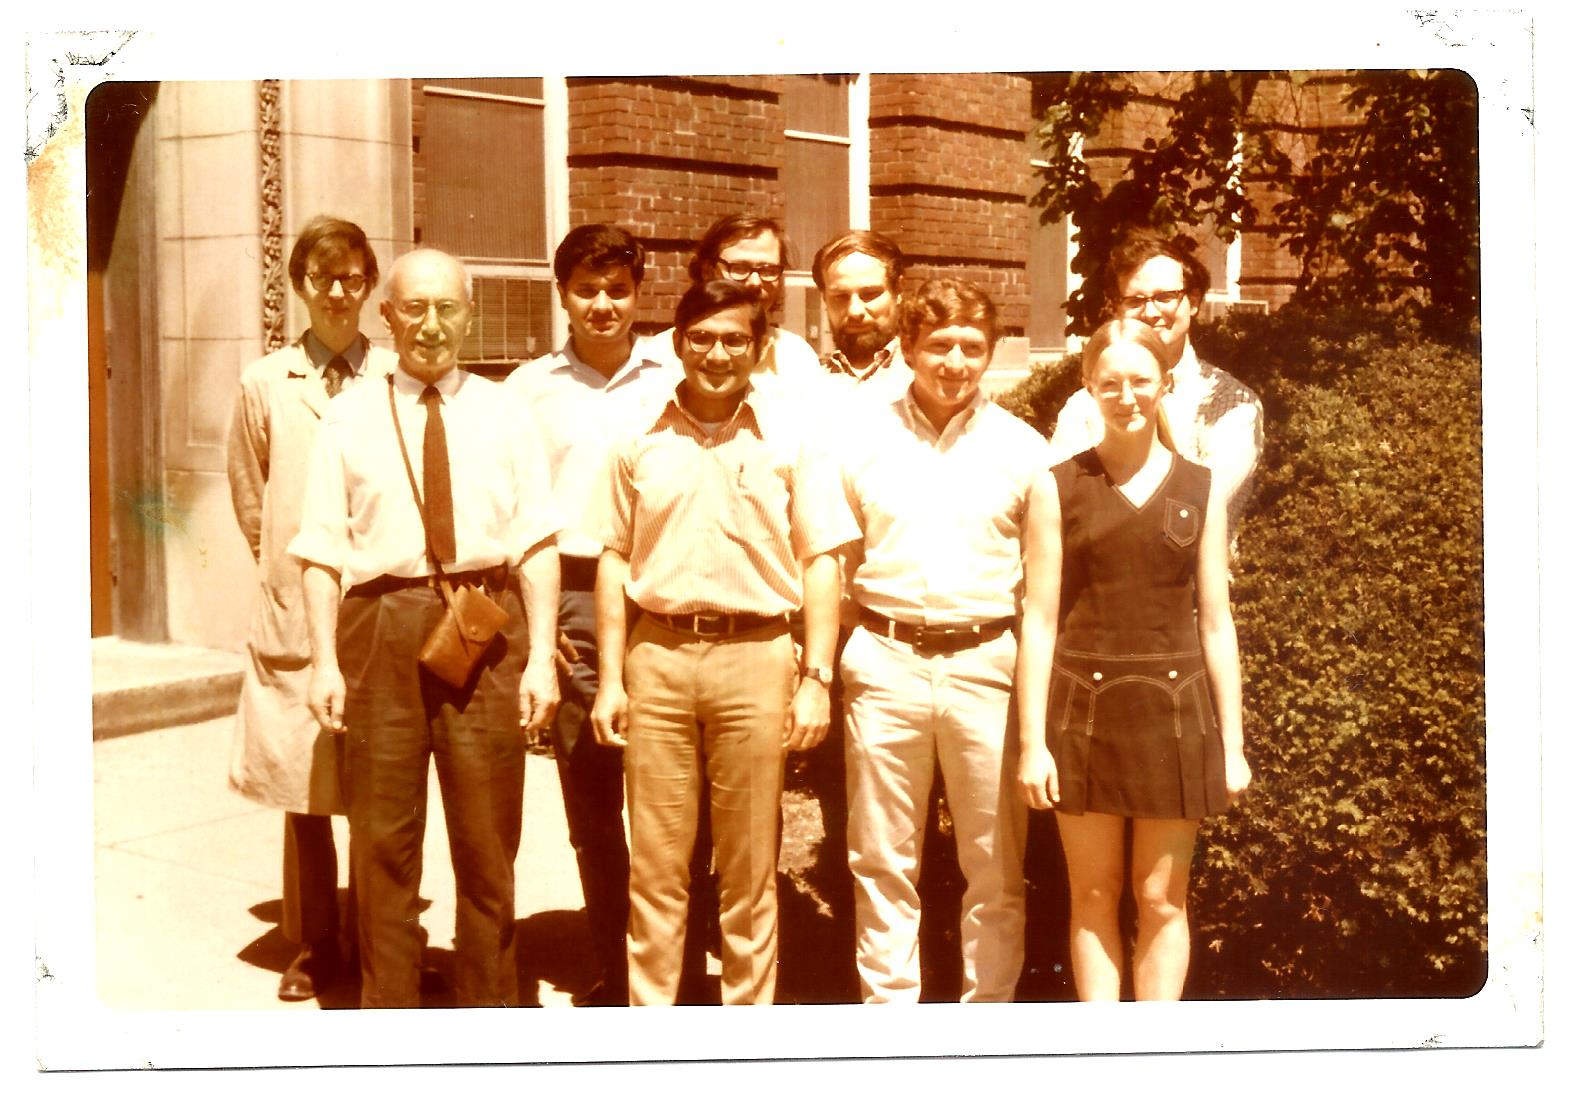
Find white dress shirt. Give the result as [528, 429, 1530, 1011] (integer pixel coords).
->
[505, 336, 679, 559]
[842, 390, 1049, 626]
[289, 366, 561, 588]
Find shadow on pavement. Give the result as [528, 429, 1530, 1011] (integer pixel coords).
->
[514, 907, 597, 1005]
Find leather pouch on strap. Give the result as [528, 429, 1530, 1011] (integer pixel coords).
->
[387, 375, 510, 688]
[417, 577, 509, 688]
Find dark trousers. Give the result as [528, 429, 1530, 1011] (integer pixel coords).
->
[552, 586, 631, 993]
[338, 581, 528, 1009]
[281, 812, 342, 950]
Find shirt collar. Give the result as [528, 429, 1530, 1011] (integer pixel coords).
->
[658, 379, 765, 437]
[301, 329, 368, 375]
[392, 363, 465, 400]
[899, 387, 986, 444]
[555, 335, 668, 388]
[1171, 339, 1204, 382]
[823, 338, 900, 381]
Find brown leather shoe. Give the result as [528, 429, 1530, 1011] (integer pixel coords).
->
[278, 945, 340, 1002]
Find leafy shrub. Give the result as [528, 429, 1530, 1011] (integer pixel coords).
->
[995, 351, 1080, 434]
[997, 308, 1487, 997]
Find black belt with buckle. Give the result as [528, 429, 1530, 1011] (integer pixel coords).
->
[346, 564, 510, 600]
[858, 608, 1015, 654]
[645, 610, 790, 638]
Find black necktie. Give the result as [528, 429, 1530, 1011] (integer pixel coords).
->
[323, 355, 351, 398]
[418, 386, 457, 564]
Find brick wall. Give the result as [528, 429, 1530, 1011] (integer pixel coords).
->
[1242, 72, 1365, 307]
[869, 73, 1033, 334]
[568, 76, 786, 331]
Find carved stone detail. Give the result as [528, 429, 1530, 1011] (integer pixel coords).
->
[258, 79, 286, 351]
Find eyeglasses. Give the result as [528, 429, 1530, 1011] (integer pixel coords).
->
[683, 329, 754, 355]
[1118, 289, 1188, 316]
[717, 261, 784, 285]
[307, 272, 368, 294]
[393, 299, 467, 323]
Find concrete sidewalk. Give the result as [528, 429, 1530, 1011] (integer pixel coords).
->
[92, 714, 594, 1010]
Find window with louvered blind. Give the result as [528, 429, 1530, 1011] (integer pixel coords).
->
[415, 78, 554, 375]
[782, 75, 851, 270]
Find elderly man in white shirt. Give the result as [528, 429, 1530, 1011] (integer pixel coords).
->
[1048, 227, 1263, 534]
[293, 248, 561, 1009]
[506, 224, 677, 1007]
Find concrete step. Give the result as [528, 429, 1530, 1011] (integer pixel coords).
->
[91, 637, 245, 740]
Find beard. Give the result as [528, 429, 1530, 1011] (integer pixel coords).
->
[832, 324, 893, 362]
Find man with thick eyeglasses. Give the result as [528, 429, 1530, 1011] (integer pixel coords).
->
[653, 214, 827, 390]
[506, 224, 677, 1007]
[292, 247, 562, 1008]
[588, 280, 857, 1005]
[226, 216, 397, 1002]
[1048, 226, 1264, 532]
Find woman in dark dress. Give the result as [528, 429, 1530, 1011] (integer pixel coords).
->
[1016, 318, 1251, 1000]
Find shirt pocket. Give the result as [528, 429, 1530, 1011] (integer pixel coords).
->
[1163, 496, 1200, 549]
[725, 447, 794, 546]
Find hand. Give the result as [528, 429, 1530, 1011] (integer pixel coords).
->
[553, 630, 579, 679]
[590, 681, 629, 748]
[1017, 745, 1060, 810]
[784, 677, 830, 752]
[1224, 749, 1252, 806]
[518, 660, 560, 735]
[308, 663, 346, 734]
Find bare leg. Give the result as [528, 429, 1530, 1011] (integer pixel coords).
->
[1055, 811, 1126, 1001]
[1131, 817, 1200, 1001]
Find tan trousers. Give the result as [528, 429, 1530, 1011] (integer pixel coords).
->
[842, 624, 1027, 1002]
[623, 616, 795, 1005]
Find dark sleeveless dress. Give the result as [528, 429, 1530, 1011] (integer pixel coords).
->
[1048, 449, 1227, 819]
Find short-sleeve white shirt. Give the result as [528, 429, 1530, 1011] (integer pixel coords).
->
[290, 366, 561, 588]
[505, 336, 679, 559]
[842, 390, 1050, 626]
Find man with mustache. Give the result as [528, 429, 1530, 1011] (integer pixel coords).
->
[812, 229, 912, 406]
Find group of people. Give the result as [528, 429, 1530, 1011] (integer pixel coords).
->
[226, 209, 1263, 1009]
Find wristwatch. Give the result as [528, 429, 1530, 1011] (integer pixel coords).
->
[801, 664, 834, 687]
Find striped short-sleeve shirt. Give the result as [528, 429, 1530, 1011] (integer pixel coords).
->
[595, 386, 859, 616]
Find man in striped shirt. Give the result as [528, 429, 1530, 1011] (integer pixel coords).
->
[589, 279, 858, 1005]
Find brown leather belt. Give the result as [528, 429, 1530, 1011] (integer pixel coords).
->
[858, 607, 1015, 654]
[346, 564, 511, 600]
[645, 611, 790, 638]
